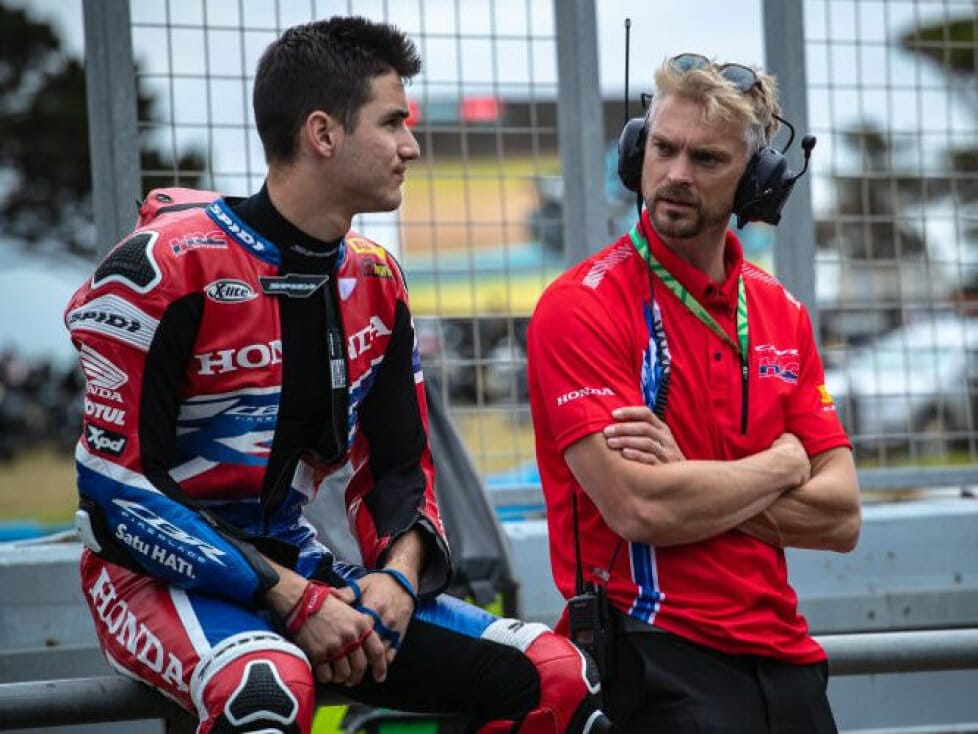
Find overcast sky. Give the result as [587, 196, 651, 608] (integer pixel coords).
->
[10, 0, 766, 92]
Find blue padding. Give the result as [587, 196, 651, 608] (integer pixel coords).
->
[414, 592, 496, 640]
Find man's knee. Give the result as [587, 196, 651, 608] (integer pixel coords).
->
[480, 619, 609, 734]
[191, 632, 315, 734]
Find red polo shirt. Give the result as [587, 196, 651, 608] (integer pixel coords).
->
[526, 209, 850, 663]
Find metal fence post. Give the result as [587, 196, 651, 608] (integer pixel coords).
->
[554, 0, 608, 263]
[83, 0, 141, 259]
[762, 0, 818, 335]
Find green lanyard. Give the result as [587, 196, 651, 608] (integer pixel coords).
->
[628, 222, 749, 364]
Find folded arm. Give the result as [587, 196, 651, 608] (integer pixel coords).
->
[565, 427, 810, 546]
[737, 446, 861, 551]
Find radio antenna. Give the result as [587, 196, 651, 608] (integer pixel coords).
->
[624, 18, 632, 125]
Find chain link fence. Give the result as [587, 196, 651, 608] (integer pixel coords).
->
[84, 0, 978, 489]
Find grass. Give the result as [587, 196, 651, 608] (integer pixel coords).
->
[0, 409, 536, 524]
[0, 445, 77, 525]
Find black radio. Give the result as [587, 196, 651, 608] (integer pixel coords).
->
[568, 582, 615, 681]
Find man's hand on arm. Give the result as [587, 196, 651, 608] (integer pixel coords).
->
[737, 446, 861, 551]
[567, 407, 810, 546]
[263, 557, 388, 686]
[603, 406, 686, 464]
[359, 528, 424, 665]
[605, 407, 858, 551]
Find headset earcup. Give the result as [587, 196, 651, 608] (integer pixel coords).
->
[733, 147, 791, 227]
[617, 118, 647, 193]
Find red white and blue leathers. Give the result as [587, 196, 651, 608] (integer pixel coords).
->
[66, 187, 606, 734]
[67, 188, 449, 602]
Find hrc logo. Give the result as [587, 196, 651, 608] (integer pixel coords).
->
[755, 344, 800, 384]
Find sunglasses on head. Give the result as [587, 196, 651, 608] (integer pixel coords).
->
[668, 53, 760, 93]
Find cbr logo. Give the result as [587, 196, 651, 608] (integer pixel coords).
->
[111, 498, 227, 565]
[195, 340, 282, 375]
[85, 423, 127, 456]
[348, 316, 391, 359]
[205, 279, 257, 303]
[85, 399, 126, 426]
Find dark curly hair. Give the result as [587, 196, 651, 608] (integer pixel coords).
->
[253, 16, 421, 164]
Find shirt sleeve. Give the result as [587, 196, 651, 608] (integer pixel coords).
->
[784, 304, 852, 456]
[528, 281, 644, 454]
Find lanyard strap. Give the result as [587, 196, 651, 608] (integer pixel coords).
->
[628, 222, 748, 361]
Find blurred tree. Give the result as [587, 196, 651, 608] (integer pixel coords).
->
[0, 5, 203, 256]
[900, 15, 978, 234]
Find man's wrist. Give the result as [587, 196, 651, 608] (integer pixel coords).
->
[378, 567, 418, 606]
[262, 557, 308, 618]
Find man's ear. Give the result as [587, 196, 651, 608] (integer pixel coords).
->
[304, 110, 342, 158]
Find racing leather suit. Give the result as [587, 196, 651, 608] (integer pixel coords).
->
[66, 187, 608, 734]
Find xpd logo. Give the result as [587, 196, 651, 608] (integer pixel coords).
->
[348, 316, 391, 359]
[755, 345, 800, 384]
[85, 423, 127, 456]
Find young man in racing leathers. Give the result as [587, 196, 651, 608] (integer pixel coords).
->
[67, 16, 608, 734]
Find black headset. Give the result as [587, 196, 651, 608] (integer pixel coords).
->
[617, 104, 816, 229]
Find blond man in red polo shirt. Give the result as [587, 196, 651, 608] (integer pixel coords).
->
[527, 55, 861, 733]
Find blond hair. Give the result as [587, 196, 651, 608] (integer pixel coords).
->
[648, 58, 781, 154]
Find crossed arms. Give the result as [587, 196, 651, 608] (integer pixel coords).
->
[565, 406, 861, 551]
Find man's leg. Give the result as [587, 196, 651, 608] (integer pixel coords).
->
[337, 592, 609, 733]
[603, 630, 770, 733]
[80, 550, 316, 733]
[759, 658, 837, 734]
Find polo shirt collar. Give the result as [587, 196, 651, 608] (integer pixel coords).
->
[641, 208, 745, 308]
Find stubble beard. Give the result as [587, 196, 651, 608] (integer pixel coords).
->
[649, 190, 729, 240]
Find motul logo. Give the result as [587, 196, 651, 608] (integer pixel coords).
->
[205, 279, 257, 303]
[85, 399, 126, 426]
[195, 340, 283, 375]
